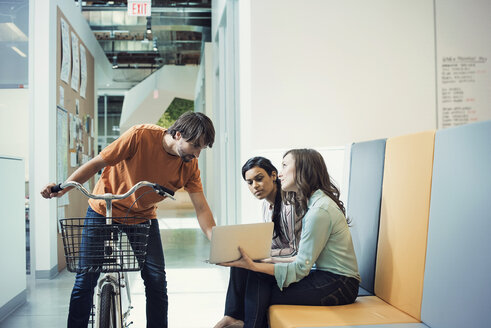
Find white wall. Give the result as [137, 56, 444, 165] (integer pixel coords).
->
[194, 43, 216, 212]
[212, 0, 227, 39]
[246, 0, 436, 150]
[0, 157, 26, 317]
[236, 0, 437, 223]
[29, 0, 111, 277]
[30, 0, 57, 278]
[211, 0, 242, 225]
[0, 89, 29, 179]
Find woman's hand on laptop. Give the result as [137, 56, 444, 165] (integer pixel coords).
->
[217, 247, 255, 270]
[218, 247, 276, 276]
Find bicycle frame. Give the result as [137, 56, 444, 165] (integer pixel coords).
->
[55, 181, 174, 328]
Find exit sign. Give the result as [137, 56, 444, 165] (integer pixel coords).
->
[128, 0, 151, 17]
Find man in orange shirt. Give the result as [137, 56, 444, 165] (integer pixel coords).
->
[41, 112, 216, 328]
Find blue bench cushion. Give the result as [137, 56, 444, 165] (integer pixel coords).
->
[421, 120, 491, 328]
[347, 139, 386, 294]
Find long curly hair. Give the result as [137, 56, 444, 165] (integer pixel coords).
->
[282, 149, 347, 221]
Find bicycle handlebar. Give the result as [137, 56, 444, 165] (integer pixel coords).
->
[51, 181, 175, 200]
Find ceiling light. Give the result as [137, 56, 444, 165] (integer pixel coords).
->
[11, 46, 26, 57]
[0, 22, 28, 42]
[112, 55, 118, 69]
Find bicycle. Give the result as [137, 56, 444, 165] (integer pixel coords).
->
[52, 181, 175, 328]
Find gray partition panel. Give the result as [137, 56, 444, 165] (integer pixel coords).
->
[347, 139, 386, 295]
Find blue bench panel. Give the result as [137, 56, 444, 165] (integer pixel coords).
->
[357, 286, 372, 296]
[421, 120, 491, 328]
[347, 139, 386, 294]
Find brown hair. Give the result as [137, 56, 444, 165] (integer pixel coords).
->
[168, 112, 215, 148]
[283, 149, 346, 220]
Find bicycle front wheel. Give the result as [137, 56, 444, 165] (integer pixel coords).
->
[99, 284, 116, 328]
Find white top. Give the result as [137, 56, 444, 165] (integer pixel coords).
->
[261, 200, 302, 257]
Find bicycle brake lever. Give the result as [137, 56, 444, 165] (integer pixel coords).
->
[153, 184, 176, 200]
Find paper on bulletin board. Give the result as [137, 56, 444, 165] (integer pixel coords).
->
[57, 107, 69, 206]
[57, 107, 68, 181]
[70, 150, 77, 167]
[59, 86, 64, 107]
[57, 206, 65, 220]
[83, 181, 91, 192]
[60, 18, 71, 83]
[84, 115, 91, 134]
[69, 113, 75, 148]
[80, 44, 87, 99]
[58, 192, 70, 207]
[57, 206, 66, 232]
[70, 31, 80, 91]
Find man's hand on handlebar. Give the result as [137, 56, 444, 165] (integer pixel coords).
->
[40, 183, 68, 199]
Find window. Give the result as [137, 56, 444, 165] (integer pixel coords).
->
[97, 95, 124, 153]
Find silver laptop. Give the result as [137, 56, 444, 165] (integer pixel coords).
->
[207, 222, 274, 264]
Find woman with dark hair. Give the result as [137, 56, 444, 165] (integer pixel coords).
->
[214, 156, 302, 328]
[217, 149, 360, 328]
[242, 156, 301, 257]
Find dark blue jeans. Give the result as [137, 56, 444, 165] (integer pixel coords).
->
[225, 267, 359, 328]
[67, 206, 168, 328]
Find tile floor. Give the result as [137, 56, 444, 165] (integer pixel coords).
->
[1, 216, 230, 328]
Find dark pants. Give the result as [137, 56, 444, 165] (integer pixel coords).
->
[225, 267, 359, 328]
[67, 206, 168, 328]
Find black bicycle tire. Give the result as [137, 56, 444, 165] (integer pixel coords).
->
[99, 284, 116, 328]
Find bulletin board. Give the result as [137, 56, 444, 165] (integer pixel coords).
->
[56, 7, 96, 270]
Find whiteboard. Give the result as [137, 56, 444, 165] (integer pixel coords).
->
[436, 0, 491, 128]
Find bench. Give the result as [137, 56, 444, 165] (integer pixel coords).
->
[269, 120, 491, 327]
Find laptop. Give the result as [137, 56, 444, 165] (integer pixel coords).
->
[207, 222, 274, 264]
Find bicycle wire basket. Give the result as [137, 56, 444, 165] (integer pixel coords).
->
[59, 217, 151, 273]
